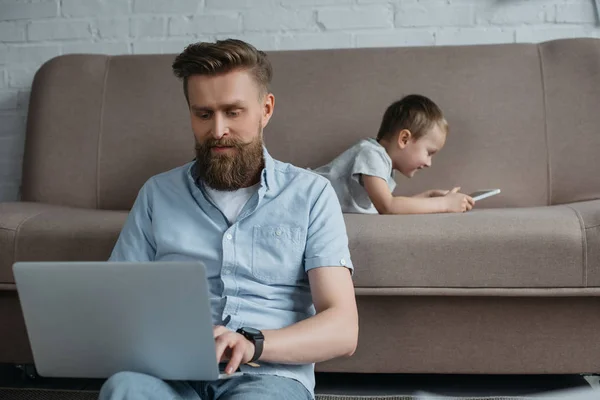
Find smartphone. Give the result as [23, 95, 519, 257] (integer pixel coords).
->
[469, 189, 501, 202]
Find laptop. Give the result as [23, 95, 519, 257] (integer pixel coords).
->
[13, 261, 241, 381]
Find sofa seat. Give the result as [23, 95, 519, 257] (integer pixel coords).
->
[347, 200, 600, 289]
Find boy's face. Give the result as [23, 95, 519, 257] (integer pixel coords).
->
[391, 123, 446, 178]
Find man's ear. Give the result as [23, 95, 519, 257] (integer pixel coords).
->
[262, 93, 275, 128]
[397, 129, 412, 149]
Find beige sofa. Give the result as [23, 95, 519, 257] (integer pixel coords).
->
[1, 38, 600, 375]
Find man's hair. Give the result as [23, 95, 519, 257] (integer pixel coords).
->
[172, 39, 273, 102]
[376, 94, 448, 142]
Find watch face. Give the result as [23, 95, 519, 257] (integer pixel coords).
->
[242, 327, 261, 336]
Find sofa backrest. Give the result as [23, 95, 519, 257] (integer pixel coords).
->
[21, 38, 600, 210]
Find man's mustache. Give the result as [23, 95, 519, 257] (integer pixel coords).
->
[195, 138, 249, 151]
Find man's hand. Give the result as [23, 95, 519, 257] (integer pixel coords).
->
[213, 325, 255, 374]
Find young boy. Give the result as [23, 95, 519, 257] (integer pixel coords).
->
[314, 94, 474, 214]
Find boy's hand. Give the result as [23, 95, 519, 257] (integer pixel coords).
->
[444, 192, 474, 213]
[422, 187, 461, 198]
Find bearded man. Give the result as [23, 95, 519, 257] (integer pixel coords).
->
[100, 39, 358, 400]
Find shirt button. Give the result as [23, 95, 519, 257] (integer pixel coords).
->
[223, 269, 231, 275]
[340, 259, 347, 266]
[226, 234, 233, 240]
[275, 229, 282, 236]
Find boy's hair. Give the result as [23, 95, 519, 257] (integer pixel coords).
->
[376, 94, 448, 142]
[172, 39, 273, 103]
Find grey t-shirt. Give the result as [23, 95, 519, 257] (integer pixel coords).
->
[314, 138, 396, 214]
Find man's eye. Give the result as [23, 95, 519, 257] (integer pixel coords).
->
[227, 110, 240, 117]
[197, 113, 211, 120]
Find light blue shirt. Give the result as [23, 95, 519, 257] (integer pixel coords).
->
[314, 138, 396, 214]
[109, 148, 354, 397]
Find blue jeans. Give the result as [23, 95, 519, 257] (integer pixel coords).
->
[99, 371, 313, 400]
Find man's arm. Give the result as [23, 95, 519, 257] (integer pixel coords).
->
[261, 266, 357, 363]
[109, 180, 156, 261]
[362, 175, 474, 214]
[215, 181, 358, 373]
[215, 267, 357, 373]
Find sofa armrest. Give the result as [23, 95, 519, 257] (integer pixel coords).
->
[0, 202, 127, 285]
[564, 200, 600, 287]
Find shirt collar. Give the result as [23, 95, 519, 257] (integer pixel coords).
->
[191, 146, 275, 192]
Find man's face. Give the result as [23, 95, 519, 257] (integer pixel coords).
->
[187, 69, 274, 190]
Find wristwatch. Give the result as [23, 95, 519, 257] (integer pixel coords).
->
[236, 327, 264, 363]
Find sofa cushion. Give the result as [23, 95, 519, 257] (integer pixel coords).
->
[0, 202, 126, 284]
[3, 200, 598, 289]
[346, 201, 600, 288]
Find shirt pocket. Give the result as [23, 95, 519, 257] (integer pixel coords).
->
[252, 225, 305, 285]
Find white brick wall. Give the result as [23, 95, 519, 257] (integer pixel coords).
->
[0, 0, 599, 202]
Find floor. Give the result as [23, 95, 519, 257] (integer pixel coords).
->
[0, 364, 596, 397]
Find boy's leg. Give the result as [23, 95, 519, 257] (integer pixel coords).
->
[213, 374, 312, 400]
[99, 371, 203, 400]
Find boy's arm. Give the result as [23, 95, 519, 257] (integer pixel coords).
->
[414, 188, 458, 198]
[362, 175, 474, 214]
[363, 175, 447, 214]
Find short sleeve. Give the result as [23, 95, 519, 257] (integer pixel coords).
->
[109, 179, 157, 262]
[351, 145, 391, 185]
[304, 181, 354, 273]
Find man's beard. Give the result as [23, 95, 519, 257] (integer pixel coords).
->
[195, 128, 264, 191]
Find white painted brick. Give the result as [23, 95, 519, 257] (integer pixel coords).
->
[318, 6, 392, 30]
[28, 20, 92, 41]
[17, 90, 30, 110]
[516, 26, 600, 43]
[0, 90, 18, 110]
[62, 42, 130, 55]
[281, 0, 352, 4]
[278, 32, 352, 50]
[131, 17, 166, 38]
[0, 0, 57, 21]
[0, 155, 24, 182]
[169, 15, 241, 36]
[436, 27, 514, 45]
[133, 0, 201, 14]
[0, 152, 23, 178]
[0, 134, 25, 159]
[132, 39, 199, 54]
[476, 3, 554, 25]
[243, 9, 315, 32]
[206, 0, 277, 9]
[556, 3, 597, 24]
[0, 44, 60, 64]
[0, 114, 25, 137]
[0, 22, 27, 42]
[214, 33, 278, 51]
[357, 0, 407, 3]
[61, 0, 129, 17]
[7, 65, 38, 88]
[0, 183, 20, 202]
[396, 4, 475, 27]
[95, 19, 130, 40]
[355, 29, 434, 48]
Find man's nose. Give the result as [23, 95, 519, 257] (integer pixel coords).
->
[211, 114, 227, 139]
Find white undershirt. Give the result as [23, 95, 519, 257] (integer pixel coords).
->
[204, 183, 260, 224]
